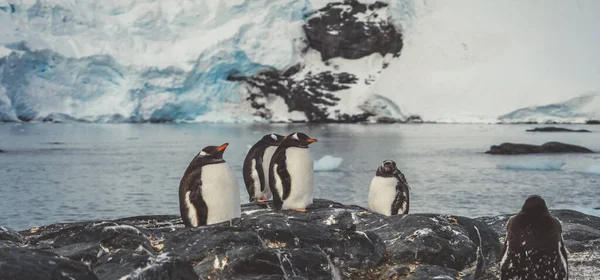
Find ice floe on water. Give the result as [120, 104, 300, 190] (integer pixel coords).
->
[580, 164, 600, 175]
[314, 155, 343, 172]
[497, 160, 566, 171]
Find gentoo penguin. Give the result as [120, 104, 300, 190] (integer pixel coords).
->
[368, 160, 410, 216]
[269, 132, 317, 212]
[243, 133, 285, 202]
[179, 143, 241, 227]
[500, 195, 568, 280]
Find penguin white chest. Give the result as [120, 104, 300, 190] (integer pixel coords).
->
[260, 146, 277, 196]
[200, 162, 241, 225]
[368, 176, 397, 216]
[281, 147, 314, 209]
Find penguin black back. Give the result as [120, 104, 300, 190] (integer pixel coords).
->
[500, 195, 568, 279]
[243, 134, 284, 202]
[269, 132, 317, 211]
[179, 144, 227, 227]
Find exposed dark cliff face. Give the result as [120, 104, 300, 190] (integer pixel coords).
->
[2, 200, 598, 279]
[228, 66, 362, 122]
[303, 0, 403, 61]
[230, 0, 406, 123]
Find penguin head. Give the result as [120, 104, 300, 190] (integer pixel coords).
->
[193, 143, 229, 164]
[282, 132, 317, 148]
[520, 195, 549, 215]
[260, 133, 285, 145]
[376, 160, 398, 176]
[376, 160, 409, 186]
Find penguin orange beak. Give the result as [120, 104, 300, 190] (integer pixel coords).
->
[307, 138, 317, 143]
[217, 143, 229, 152]
[283, 136, 287, 139]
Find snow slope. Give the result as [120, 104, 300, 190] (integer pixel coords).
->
[499, 92, 600, 124]
[1, 0, 599, 123]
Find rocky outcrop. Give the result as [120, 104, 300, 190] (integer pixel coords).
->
[228, 66, 361, 122]
[526, 127, 591, 132]
[230, 0, 406, 123]
[2, 199, 598, 279]
[486, 142, 594, 155]
[303, 0, 403, 61]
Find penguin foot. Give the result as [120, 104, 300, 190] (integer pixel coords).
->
[294, 208, 307, 212]
[257, 199, 268, 203]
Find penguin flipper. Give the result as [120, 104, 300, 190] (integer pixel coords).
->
[276, 164, 292, 200]
[391, 182, 409, 215]
[190, 183, 208, 226]
[269, 152, 290, 210]
[256, 157, 266, 192]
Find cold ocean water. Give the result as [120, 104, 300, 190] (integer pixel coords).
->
[0, 123, 599, 229]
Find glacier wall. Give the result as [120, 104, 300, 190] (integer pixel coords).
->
[1, 0, 599, 123]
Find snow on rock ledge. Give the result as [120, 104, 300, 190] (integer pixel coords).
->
[230, 0, 407, 123]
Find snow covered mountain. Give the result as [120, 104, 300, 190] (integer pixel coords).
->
[1, 0, 599, 123]
[498, 92, 600, 124]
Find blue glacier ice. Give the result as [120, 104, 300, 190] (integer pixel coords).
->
[0, 0, 415, 123]
[1, 0, 599, 123]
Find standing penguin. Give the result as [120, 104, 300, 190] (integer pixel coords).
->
[500, 195, 568, 280]
[368, 160, 410, 216]
[179, 143, 241, 227]
[243, 133, 285, 202]
[269, 132, 317, 212]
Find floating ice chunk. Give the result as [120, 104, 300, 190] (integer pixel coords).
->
[581, 165, 600, 174]
[314, 155, 343, 172]
[497, 160, 566, 171]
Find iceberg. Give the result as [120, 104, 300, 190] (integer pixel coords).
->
[496, 160, 566, 171]
[314, 155, 343, 172]
[581, 165, 600, 175]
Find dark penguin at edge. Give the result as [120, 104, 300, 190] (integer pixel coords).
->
[500, 195, 568, 280]
[368, 160, 410, 216]
[269, 132, 318, 212]
[243, 133, 285, 202]
[178, 143, 241, 227]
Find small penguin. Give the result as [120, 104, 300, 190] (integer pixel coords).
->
[269, 132, 317, 212]
[500, 195, 568, 280]
[243, 133, 285, 202]
[368, 160, 410, 216]
[179, 143, 241, 227]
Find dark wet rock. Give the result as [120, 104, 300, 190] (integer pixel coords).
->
[0, 149, 5, 153]
[0, 248, 98, 280]
[586, 119, 600, 124]
[39, 112, 82, 123]
[0, 226, 22, 244]
[526, 126, 591, 132]
[486, 141, 594, 155]
[6, 199, 600, 279]
[303, 0, 403, 61]
[0, 226, 23, 248]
